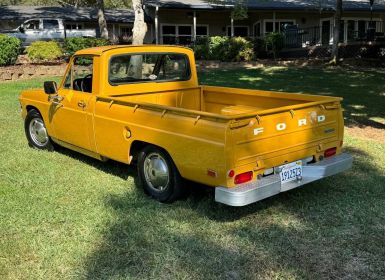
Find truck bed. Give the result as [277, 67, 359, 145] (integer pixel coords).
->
[106, 85, 341, 121]
[98, 85, 342, 187]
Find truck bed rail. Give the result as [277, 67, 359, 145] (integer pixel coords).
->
[96, 94, 341, 124]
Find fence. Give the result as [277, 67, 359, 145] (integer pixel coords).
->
[283, 21, 385, 49]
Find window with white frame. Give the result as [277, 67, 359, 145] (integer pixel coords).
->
[343, 18, 382, 42]
[264, 20, 295, 35]
[65, 23, 83, 30]
[226, 26, 249, 37]
[196, 25, 209, 38]
[178, 25, 192, 44]
[162, 25, 177, 44]
[161, 24, 208, 45]
[120, 25, 133, 37]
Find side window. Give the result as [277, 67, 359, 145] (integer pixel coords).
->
[43, 20, 59, 29]
[25, 20, 40, 30]
[62, 56, 94, 93]
[109, 53, 190, 85]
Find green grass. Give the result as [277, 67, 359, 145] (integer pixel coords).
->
[199, 66, 385, 129]
[1, 69, 385, 280]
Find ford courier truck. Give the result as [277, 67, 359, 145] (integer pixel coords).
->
[19, 45, 352, 206]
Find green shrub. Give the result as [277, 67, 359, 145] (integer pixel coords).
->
[265, 32, 285, 59]
[63, 37, 109, 56]
[193, 36, 254, 62]
[226, 37, 254, 62]
[208, 36, 230, 60]
[192, 37, 210, 60]
[252, 37, 268, 58]
[0, 34, 21, 66]
[26, 41, 63, 62]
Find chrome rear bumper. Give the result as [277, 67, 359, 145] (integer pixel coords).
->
[215, 153, 353, 207]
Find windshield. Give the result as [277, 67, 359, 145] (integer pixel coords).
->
[109, 53, 190, 85]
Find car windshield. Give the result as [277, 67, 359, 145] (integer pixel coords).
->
[109, 53, 190, 85]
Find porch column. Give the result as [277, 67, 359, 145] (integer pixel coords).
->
[193, 11, 197, 42]
[112, 23, 116, 38]
[155, 6, 159, 44]
[273, 12, 276, 32]
[230, 14, 234, 37]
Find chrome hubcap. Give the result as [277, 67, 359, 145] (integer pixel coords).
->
[29, 118, 48, 146]
[143, 152, 170, 192]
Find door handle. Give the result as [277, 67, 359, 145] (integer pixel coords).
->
[78, 100, 86, 108]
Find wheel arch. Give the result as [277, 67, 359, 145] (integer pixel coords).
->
[129, 140, 176, 167]
[26, 105, 41, 113]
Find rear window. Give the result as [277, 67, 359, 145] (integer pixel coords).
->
[109, 53, 190, 85]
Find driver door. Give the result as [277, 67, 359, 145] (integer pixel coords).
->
[49, 56, 94, 151]
[23, 19, 42, 45]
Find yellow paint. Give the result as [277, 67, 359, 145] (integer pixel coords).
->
[19, 45, 345, 188]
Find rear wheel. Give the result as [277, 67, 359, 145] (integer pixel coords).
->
[137, 146, 184, 203]
[24, 109, 54, 151]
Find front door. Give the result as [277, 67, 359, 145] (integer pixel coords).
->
[321, 20, 331, 45]
[49, 56, 94, 151]
[23, 19, 42, 45]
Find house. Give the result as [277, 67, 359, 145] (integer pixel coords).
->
[0, 5, 153, 43]
[1, 1, 384, 48]
[144, 0, 385, 47]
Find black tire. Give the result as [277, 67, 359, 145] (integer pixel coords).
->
[137, 145, 184, 203]
[24, 109, 54, 151]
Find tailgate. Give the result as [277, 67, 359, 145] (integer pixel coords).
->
[229, 101, 343, 169]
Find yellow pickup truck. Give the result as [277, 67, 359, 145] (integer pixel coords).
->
[19, 45, 352, 206]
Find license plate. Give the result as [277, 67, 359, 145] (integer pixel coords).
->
[279, 161, 302, 184]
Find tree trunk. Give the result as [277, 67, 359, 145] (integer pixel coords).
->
[97, 0, 108, 40]
[331, 0, 342, 64]
[132, 0, 147, 45]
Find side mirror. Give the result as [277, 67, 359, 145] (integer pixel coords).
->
[44, 81, 57, 94]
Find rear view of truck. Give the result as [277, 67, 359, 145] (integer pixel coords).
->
[200, 86, 353, 206]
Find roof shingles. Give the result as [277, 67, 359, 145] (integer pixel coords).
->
[146, 0, 385, 11]
[0, 6, 152, 23]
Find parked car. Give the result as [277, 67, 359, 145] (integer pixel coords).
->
[1, 18, 98, 46]
[19, 45, 352, 206]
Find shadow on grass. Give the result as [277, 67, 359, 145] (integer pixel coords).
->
[80, 144, 385, 279]
[55, 145, 136, 180]
[199, 67, 385, 129]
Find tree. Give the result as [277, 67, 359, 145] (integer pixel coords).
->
[331, 0, 342, 64]
[131, 0, 147, 45]
[96, 0, 109, 39]
[56, 0, 109, 39]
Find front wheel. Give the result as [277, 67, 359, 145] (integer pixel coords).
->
[137, 146, 184, 203]
[24, 109, 54, 151]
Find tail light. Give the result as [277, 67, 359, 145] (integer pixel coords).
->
[324, 147, 337, 158]
[234, 171, 253, 184]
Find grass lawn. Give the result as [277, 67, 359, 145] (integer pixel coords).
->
[1, 67, 384, 280]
